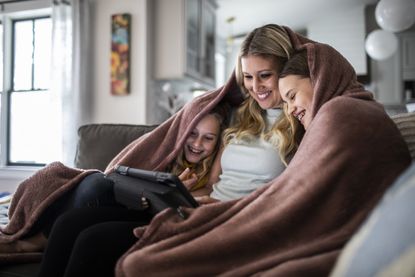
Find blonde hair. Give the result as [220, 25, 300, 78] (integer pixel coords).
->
[169, 107, 229, 190]
[224, 24, 302, 165]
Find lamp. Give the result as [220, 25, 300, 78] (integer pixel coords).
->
[375, 0, 415, 32]
[365, 29, 398, 60]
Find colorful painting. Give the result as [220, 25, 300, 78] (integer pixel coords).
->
[111, 14, 131, 95]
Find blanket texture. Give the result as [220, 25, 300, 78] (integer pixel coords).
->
[0, 73, 242, 264]
[113, 27, 411, 276]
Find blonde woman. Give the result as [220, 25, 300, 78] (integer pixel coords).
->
[195, 24, 303, 203]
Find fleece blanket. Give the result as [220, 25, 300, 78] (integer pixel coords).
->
[113, 27, 411, 276]
[0, 72, 243, 263]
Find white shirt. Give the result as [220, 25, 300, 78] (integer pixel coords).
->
[211, 109, 285, 201]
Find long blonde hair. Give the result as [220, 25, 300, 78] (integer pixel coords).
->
[224, 24, 302, 165]
[169, 104, 230, 190]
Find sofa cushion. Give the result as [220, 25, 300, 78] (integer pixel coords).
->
[74, 124, 157, 171]
[330, 162, 415, 277]
[391, 112, 415, 159]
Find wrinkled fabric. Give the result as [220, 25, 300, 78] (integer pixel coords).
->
[0, 73, 243, 264]
[114, 27, 411, 276]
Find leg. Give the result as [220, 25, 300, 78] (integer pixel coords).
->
[33, 172, 118, 238]
[64, 221, 141, 277]
[37, 207, 149, 277]
[1, 173, 119, 255]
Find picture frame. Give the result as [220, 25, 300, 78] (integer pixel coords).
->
[111, 13, 131, 95]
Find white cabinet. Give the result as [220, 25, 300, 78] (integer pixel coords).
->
[154, 0, 216, 86]
[401, 32, 415, 81]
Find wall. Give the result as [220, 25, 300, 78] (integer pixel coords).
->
[90, 0, 149, 124]
[308, 4, 367, 76]
[0, 0, 152, 193]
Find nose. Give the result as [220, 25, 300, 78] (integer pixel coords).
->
[252, 77, 261, 92]
[192, 136, 203, 147]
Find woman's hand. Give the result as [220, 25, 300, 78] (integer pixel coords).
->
[195, 195, 219, 205]
[178, 168, 198, 190]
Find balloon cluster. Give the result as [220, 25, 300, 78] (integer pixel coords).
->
[365, 0, 415, 60]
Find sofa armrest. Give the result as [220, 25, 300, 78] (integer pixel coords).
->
[391, 112, 415, 160]
[74, 124, 157, 171]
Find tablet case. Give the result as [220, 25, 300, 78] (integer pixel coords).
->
[108, 165, 198, 217]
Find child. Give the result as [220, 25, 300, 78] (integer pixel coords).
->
[33, 106, 229, 277]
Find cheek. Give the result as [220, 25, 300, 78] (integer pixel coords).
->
[185, 136, 195, 145]
[244, 81, 253, 92]
[203, 140, 217, 155]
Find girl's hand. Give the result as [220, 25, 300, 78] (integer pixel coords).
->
[178, 168, 198, 190]
[194, 196, 219, 205]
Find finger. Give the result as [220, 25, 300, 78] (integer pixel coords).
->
[182, 175, 198, 190]
[178, 168, 191, 181]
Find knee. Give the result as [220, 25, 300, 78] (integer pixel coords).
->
[72, 173, 116, 207]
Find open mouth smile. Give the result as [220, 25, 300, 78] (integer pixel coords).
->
[294, 111, 305, 123]
[188, 146, 203, 154]
[256, 91, 271, 100]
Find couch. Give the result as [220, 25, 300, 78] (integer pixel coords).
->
[1, 113, 414, 277]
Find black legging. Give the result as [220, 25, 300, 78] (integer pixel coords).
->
[29, 172, 119, 238]
[37, 207, 150, 277]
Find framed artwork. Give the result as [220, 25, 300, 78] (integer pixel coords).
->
[111, 13, 131, 95]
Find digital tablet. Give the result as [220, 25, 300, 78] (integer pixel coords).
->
[111, 165, 199, 216]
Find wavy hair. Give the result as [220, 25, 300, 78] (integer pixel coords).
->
[224, 24, 302, 165]
[169, 104, 230, 190]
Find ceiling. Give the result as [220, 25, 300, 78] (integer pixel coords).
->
[216, 0, 378, 39]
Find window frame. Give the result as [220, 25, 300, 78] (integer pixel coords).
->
[7, 15, 51, 167]
[0, 2, 52, 169]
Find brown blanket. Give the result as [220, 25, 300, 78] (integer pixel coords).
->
[113, 28, 411, 276]
[0, 72, 242, 263]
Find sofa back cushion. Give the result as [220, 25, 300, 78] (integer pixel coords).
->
[74, 124, 157, 171]
[391, 112, 415, 159]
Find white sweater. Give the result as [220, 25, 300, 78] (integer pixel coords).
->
[211, 109, 285, 201]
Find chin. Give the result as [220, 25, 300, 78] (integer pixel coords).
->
[258, 102, 272, 110]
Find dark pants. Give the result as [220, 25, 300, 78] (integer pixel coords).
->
[37, 207, 149, 277]
[30, 172, 118, 237]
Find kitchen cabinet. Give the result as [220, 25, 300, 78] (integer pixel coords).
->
[401, 32, 415, 81]
[154, 0, 216, 86]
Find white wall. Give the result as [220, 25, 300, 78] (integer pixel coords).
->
[308, 4, 367, 75]
[91, 0, 149, 124]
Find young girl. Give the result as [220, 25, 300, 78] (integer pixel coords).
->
[32, 106, 229, 277]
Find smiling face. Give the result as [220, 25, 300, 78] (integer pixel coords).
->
[184, 114, 220, 164]
[241, 55, 282, 109]
[279, 75, 314, 130]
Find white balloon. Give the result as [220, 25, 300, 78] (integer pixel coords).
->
[365, 30, 398, 60]
[375, 0, 415, 32]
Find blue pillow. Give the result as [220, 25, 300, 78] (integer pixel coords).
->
[330, 162, 415, 277]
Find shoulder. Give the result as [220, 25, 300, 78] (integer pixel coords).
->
[315, 96, 387, 127]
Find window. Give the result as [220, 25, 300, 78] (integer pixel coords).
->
[0, 7, 59, 167]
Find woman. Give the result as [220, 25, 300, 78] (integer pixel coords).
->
[202, 24, 303, 203]
[114, 25, 410, 276]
